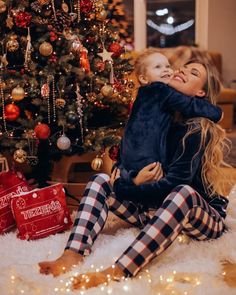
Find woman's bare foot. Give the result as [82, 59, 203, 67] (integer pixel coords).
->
[38, 249, 84, 277]
[72, 264, 125, 290]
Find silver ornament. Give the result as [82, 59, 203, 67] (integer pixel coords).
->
[57, 135, 71, 150]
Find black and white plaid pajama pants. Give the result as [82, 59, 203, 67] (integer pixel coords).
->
[65, 173, 225, 277]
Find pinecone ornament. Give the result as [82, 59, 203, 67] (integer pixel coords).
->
[50, 11, 71, 32]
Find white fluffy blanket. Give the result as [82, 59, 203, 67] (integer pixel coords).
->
[1, 187, 236, 295]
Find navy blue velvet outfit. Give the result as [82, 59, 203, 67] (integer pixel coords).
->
[113, 82, 228, 217]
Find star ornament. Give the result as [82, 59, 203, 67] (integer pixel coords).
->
[98, 47, 113, 62]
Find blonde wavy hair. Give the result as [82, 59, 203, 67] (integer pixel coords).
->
[134, 48, 164, 80]
[182, 60, 232, 196]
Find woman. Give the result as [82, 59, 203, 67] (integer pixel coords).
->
[39, 61, 230, 290]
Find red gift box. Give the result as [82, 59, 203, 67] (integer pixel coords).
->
[11, 183, 72, 240]
[0, 171, 30, 234]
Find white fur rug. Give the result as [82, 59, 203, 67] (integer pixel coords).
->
[1, 187, 236, 295]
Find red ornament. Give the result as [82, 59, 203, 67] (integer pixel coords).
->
[109, 144, 120, 161]
[108, 42, 123, 58]
[80, 0, 93, 14]
[5, 104, 20, 121]
[49, 31, 58, 42]
[14, 11, 32, 28]
[34, 124, 51, 140]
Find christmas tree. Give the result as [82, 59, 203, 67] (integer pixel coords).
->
[0, 0, 134, 184]
[104, 0, 134, 48]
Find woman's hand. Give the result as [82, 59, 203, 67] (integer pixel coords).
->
[133, 162, 163, 186]
[110, 167, 121, 187]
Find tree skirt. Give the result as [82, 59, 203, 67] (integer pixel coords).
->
[1, 187, 236, 295]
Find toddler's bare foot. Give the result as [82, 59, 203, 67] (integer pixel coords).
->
[38, 249, 83, 277]
[72, 264, 124, 290]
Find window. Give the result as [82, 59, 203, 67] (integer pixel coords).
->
[146, 0, 196, 47]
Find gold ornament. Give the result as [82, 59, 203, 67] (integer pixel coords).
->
[91, 156, 103, 171]
[0, 0, 6, 14]
[101, 85, 114, 97]
[13, 149, 27, 164]
[11, 85, 25, 101]
[56, 98, 66, 108]
[61, 1, 69, 13]
[39, 41, 53, 56]
[96, 10, 107, 21]
[6, 36, 19, 52]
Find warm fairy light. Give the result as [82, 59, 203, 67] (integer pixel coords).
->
[123, 285, 129, 291]
[54, 287, 59, 292]
[166, 276, 174, 283]
[107, 288, 112, 294]
[196, 280, 201, 285]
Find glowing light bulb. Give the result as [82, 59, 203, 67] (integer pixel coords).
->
[167, 16, 174, 24]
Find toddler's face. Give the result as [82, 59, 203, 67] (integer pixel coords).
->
[139, 53, 173, 85]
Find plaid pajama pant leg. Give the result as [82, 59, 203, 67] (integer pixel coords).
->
[115, 184, 225, 277]
[65, 173, 112, 255]
[65, 173, 146, 255]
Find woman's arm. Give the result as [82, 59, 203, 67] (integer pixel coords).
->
[113, 125, 203, 208]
